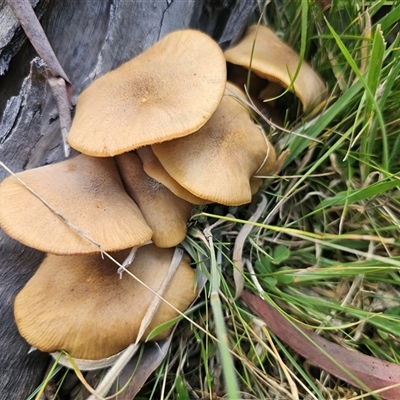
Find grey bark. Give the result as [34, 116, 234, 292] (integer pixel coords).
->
[0, 0, 48, 75]
[0, 1, 255, 398]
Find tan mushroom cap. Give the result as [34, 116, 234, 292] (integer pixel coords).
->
[137, 147, 210, 205]
[68, 29, 227, 157]
[152, 84, 271, 206]
[224, 25, 327, 112]
[0, 155, 152, 254]
[225, 84, 277, 196]
[14, 245, 197, 360]
[115, 152, 193, 248]
[250, 139, 276, 194]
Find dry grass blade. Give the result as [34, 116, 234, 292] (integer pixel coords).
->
[7, 0, 72, 156]
[111, 338, 174, 400]
[86, 248, 184, 400]
[232, 194, 268, 299]
[47, 76, 72, 157]
[6, 0, 69, 81]
[50, 350, 125, 371]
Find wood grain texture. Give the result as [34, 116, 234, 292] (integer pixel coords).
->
[0, 0, 49, 74]
[0, 1, 254, 398]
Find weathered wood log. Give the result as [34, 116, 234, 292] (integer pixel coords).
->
[0, 0, 48, 75]
[0, 1, 255, 398]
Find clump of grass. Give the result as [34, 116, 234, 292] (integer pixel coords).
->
[165, 1, 400, 399]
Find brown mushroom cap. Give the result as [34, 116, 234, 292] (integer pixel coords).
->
[68, 29, 227, 157]
[0, 155, 152, 254]
[115, 152, 193, 248]
[151, 84, 271, 206]
[14, 244, 198, 360]
[224, 25, 327, 112]
[250, 139, 276, 194]
[137, 146, 210, 205]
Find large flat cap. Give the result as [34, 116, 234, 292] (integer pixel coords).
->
[68, 29, 227, 156]
[0, 155, 152, 254]
[14, 245, 197, 360]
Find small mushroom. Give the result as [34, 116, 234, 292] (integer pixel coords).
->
[224, 25, 327, 112]
[137, 146, 210, 205]
[115, 152, 194, 248]
[14, 244, 198, 360]
[0, 155, 153, 254]
[68, 29, 227, 157]
[151, 84, 273, 206]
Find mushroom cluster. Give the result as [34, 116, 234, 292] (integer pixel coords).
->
[0, 26, 326, 364]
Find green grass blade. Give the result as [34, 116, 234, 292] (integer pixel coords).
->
[208, 236, 240, 399]
[324, 18, 388, 175]
[374, 3, 400, 32]
[317, 177, 400, 209]
[364, 24, 387, 173]
[365, 25, 385, 118]
[284, 79, 363, 167]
